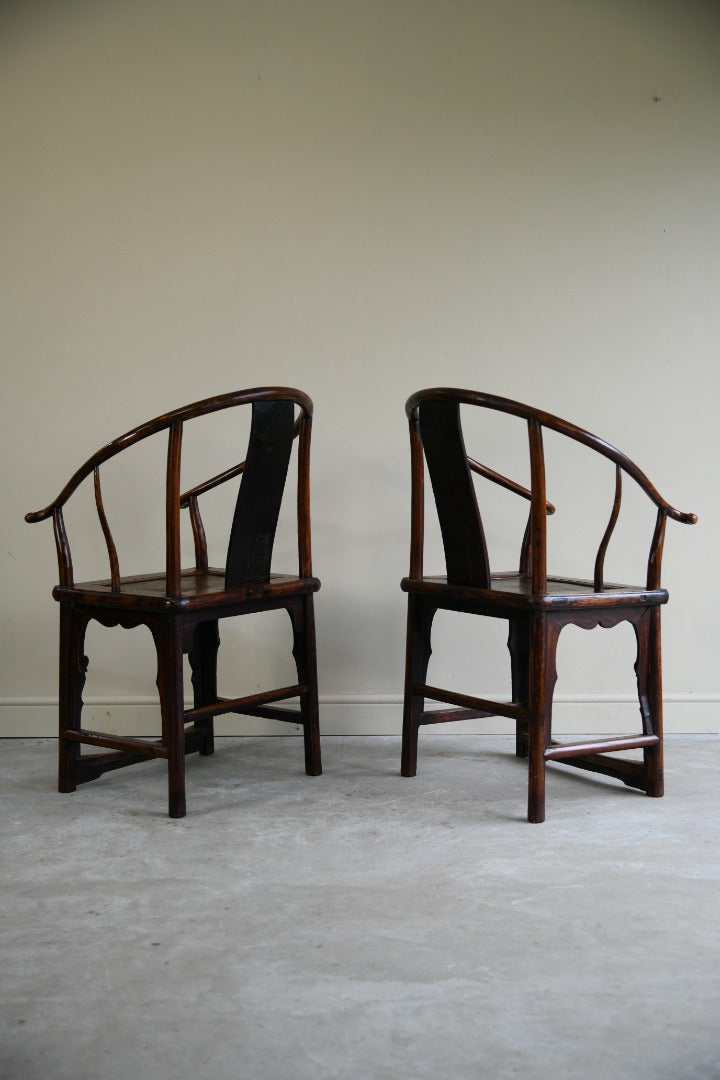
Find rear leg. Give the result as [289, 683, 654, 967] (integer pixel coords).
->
[288, 595, 322, 776]
[189, 619, 220, 756]
[401, 596, 436, 777]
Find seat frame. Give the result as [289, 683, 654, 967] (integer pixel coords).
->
[27, 387, 321, 817]
[401, 388, 696, 822]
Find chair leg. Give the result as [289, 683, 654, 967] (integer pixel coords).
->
[527, 615, 560, 823]
[189, 620, 220, 756]
[154, 622, 186, 818]
[288, 594, 322, 776]
[58, 605, 89, 794]
[508, 617, 530, 758]
[636, 607, 664, 798]
[401, 595, 436, 777]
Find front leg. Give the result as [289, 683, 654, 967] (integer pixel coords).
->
[527, 614, 561, 823]
[153, 621, 187, 819]
[58, 604, 89, 794]
[287, 594, 322, 776]
[635, 607, 664, 798]
[401, 595, 437, 777]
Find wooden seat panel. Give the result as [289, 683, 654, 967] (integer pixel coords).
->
[54, 569, 320, 608]
[402, 573, 669, 610]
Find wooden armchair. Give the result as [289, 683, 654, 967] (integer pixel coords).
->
[401, 388, 696, 822]
[26, 387, 321, 817]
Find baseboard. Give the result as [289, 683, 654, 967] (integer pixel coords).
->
[0, 694, 717, 737]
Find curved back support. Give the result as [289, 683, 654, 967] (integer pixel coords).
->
[26, 387, 314, 593]
[407, 388, 696, 590]
[226, 399, 295, 587]
[418, 398, 490, 587]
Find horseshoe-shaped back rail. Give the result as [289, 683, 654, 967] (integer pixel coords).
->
[406, 388, 696, 591]
[26, 388, 314, 594]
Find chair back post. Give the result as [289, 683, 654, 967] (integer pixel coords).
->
[519, 514, 532, 576]
[52, 507, 74, 587]
[593, 464, 622, 591]
[187, 495, 209, 570]
[165, 420, 183, 596]
[527, 418, 548, 594]
[408, 410, 424, 578]
[647, 508, 667, 590]
[93, 467, 121, 589]
[297, 410, 313, 578]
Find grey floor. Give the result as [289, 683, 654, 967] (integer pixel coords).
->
[1, 735, 719, 1080]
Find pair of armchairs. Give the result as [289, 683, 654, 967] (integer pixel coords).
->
[26, 387, 695, 821]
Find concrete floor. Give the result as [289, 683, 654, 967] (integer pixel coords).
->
[1, 735, 719, 1080]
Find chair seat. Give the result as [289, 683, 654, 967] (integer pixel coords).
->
[401, 572, 668, 611]
[54, 568, 321, 610]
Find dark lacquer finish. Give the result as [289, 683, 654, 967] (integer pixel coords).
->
[26, 388, 322, 818]
[401, 388, 697, 823]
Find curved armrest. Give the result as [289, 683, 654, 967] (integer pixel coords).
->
[406, 388, 697, 592]
[407, 389, 697, 525]
[26, 387, 313, 589]
[26, 388, 312, 524]
[467, 456, 556, 515]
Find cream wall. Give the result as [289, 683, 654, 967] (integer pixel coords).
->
[2, 0, 718, 737]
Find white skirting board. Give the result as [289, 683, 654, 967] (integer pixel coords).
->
[0, 695, 717, 737]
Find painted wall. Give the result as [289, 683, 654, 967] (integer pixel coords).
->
[2, 0, 718, 737]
